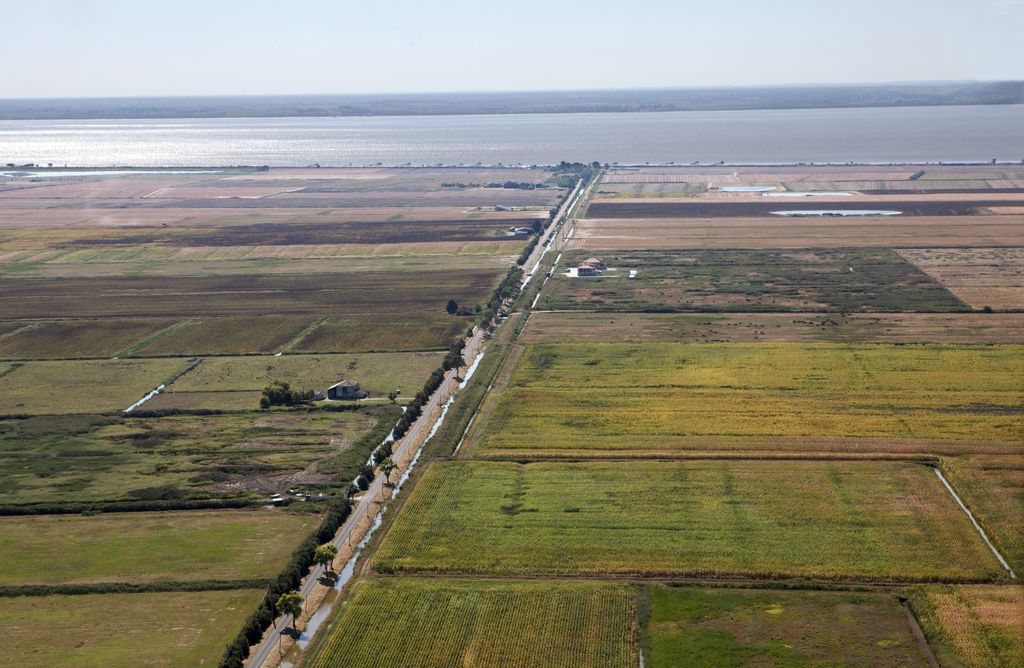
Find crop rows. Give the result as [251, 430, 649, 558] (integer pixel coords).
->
[315, 578, 635, 668]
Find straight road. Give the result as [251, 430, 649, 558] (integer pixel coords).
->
[246, 327, 487, 668]
[247, 173, 593, 668]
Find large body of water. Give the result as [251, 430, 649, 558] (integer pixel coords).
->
[1, 104, 1021, 167]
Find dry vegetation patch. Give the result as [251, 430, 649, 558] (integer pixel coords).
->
[897, 247, 1024, 310]
[907, 585, 1023, 668]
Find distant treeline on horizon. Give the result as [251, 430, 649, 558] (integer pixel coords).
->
[0, 81, 1020, 121]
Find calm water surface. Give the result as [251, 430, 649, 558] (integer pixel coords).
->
[0, 105, 1021, 166]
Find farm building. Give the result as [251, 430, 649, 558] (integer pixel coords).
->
[327, 380, 368, 400]
[576, 256, 606, 276]
[509, 226, 534, 235]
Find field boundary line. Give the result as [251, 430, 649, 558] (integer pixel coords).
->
[932, 467, 1017, 579]
[112, 317, 196, 358]
[0, 322, 38, 344]
[278, 316, 328, 354]
[368, 569, 1001, 588]
[469, 453, 942, 464]
[899, 598, 941, 668]
[0, 578, 268, 598]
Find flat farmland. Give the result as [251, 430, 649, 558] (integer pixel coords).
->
[373, 460, 1003, 581]
[0, 318, 178, 359]
[0, 205, 539, 232]
[45, 216, 541, 246]
[521, 312, 1024, 344]
[474, 343, 1022, 456]
[568, 215, 1024, 249]
[907, 585, 1023, 668]
[0, 242, 522, 279]
[646, 586, 928, 667]
[158, 351, 442, 410]
[0, 509, 317, 585]
[0, 269, 495, 352]
[541, 250, 966, 312]
[942, 455, 1024, 573]
[0, 409, 386, 505]
[314, 578, 636, 668]
[0, 357, 188, 415]
[289, 312, 472, 353]
[0, 271, 497, 319]
[585, 199, 1023, 218]
[898, 247, 1024, 309]
[130, 315, 311, 356]
[0, 166, 563, 212]
[0, 589, 265, 668]
[599, 165, 1024, 191]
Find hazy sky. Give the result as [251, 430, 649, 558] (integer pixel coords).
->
[3, 0, 1022, 98]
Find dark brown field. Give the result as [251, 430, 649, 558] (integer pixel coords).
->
[521, 311, 1024, 344]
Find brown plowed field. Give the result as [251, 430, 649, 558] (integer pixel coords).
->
[898, 247, 1024, 309]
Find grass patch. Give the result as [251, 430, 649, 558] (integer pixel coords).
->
[646, 585, 928, 667]
[0, 409, 385, 505]
[0, 508, 317, 585]
[373, 460, 1003, 582]
[313, 577, 636, 668]
[0, 589, 264, 668]
[166, 351, 441, 397]
[0, 358, 187, 415]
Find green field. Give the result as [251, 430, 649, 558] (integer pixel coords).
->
[474, 343, 1023, 456]
[157, 351, 441, 410]
[0, 408, 389, 505]
[0, 358, 188, 415]
[907, 585, 1023, 668]
[540, 249, 966, 312]
[646, 586, 928, 667]
[0, 509, 317, 585]
[374, 460, 1002, 581]
[0, 589, 264, 668]
[314, 578, 636, 668]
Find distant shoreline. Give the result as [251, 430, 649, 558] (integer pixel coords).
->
[3, 161, 1021, 173]
[0, 81, 1020, 121]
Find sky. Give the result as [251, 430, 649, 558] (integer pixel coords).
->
[2, 0, 1022, 98]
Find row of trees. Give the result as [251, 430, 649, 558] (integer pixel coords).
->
[259, 380, 315, 408]
[219, 499, 351, 667]
[222, 249, 533, 666]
